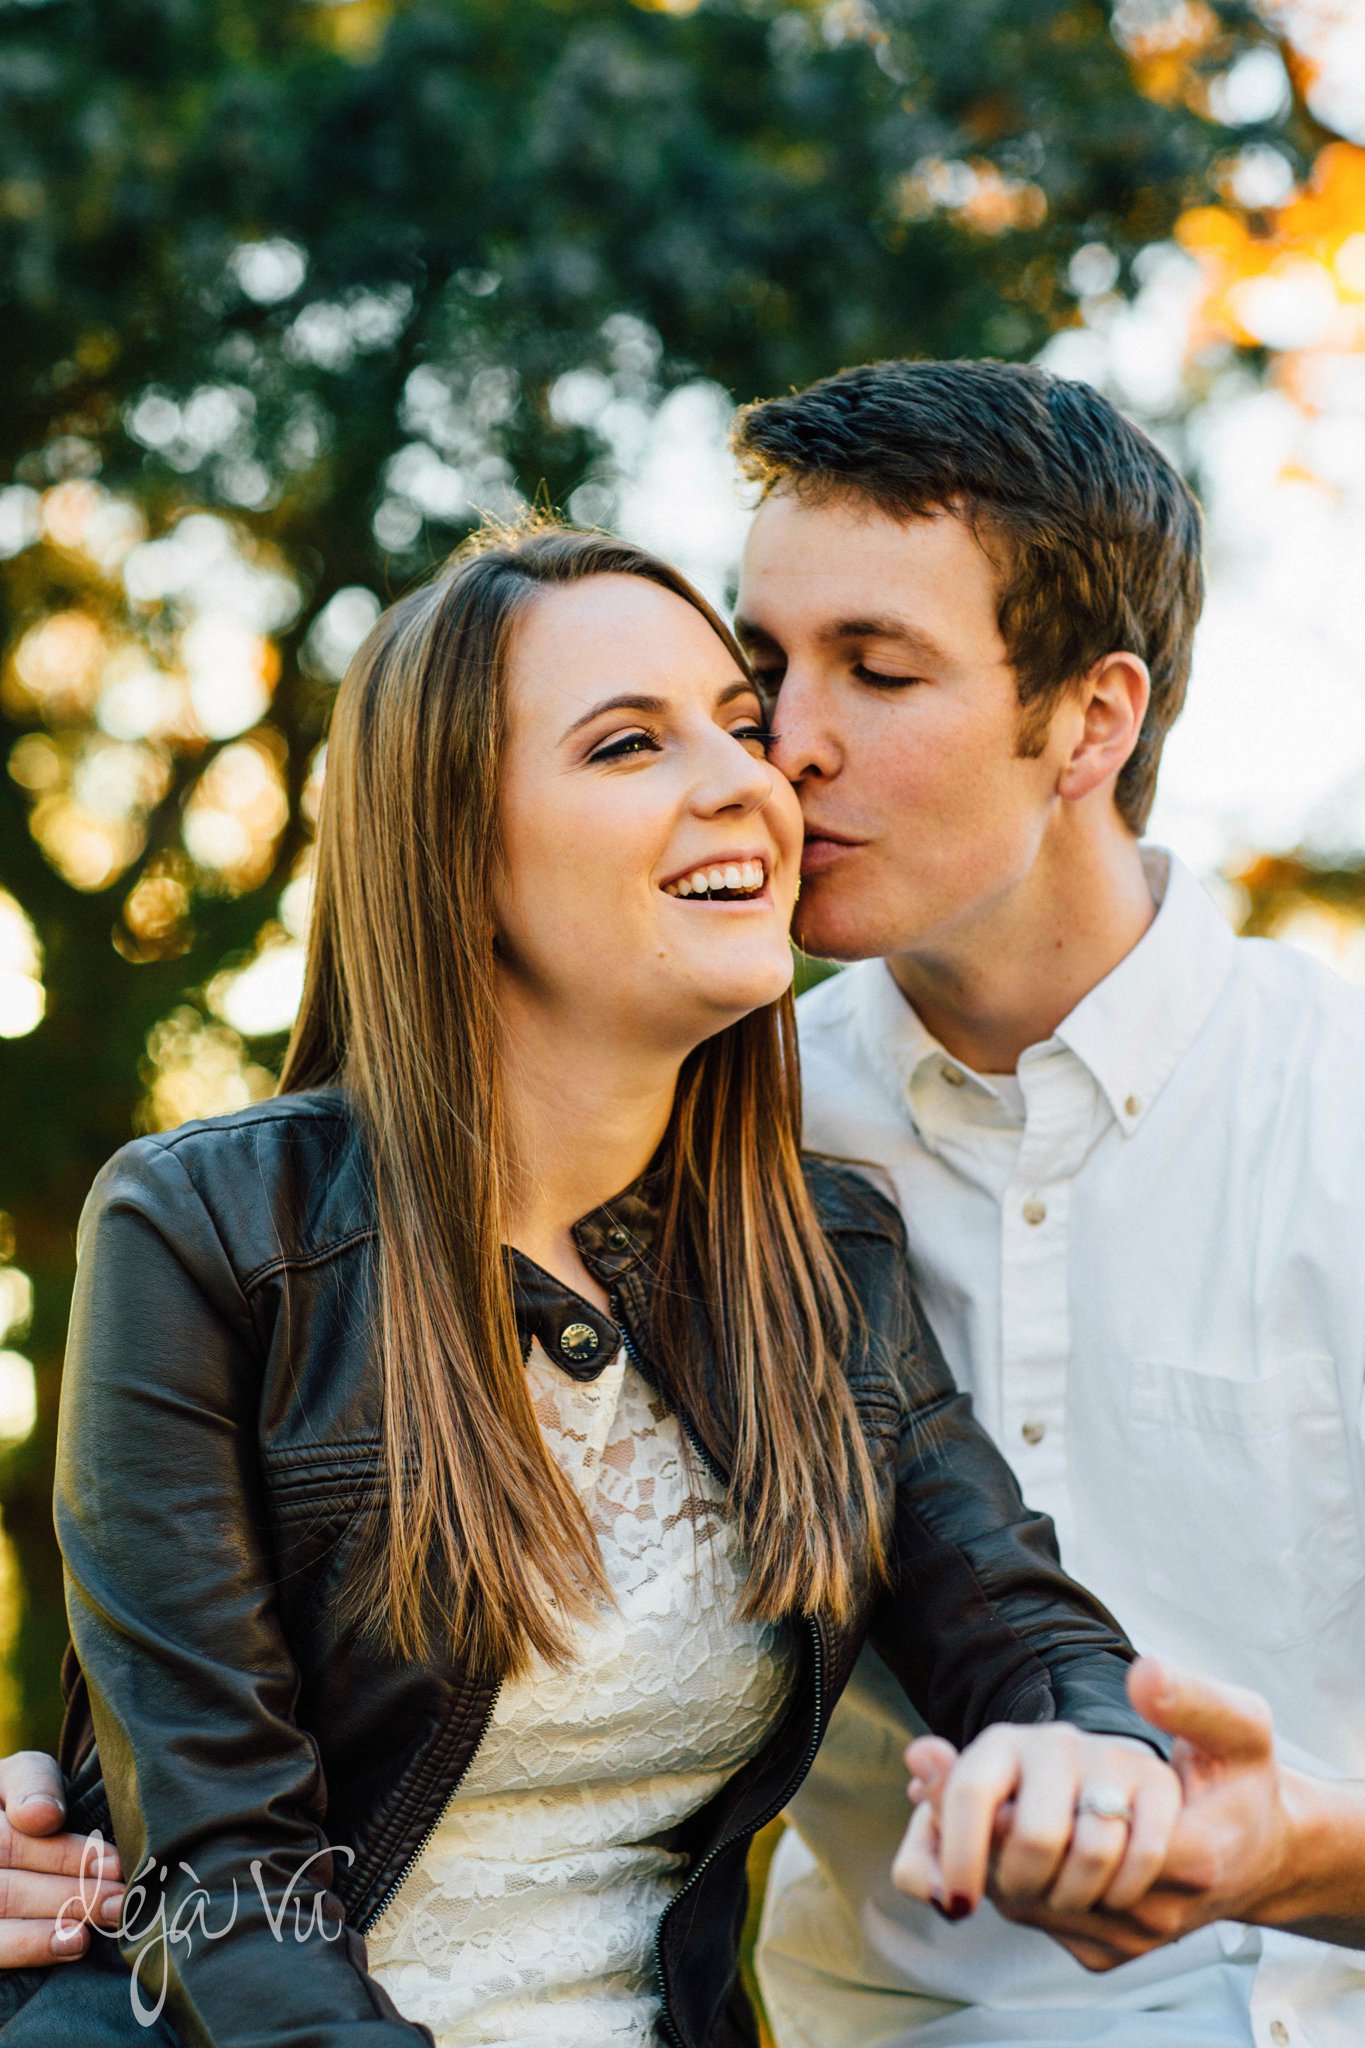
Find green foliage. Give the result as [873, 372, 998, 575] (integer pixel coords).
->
[0, 0, 1311, 1743]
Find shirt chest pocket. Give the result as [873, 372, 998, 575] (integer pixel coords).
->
[1127, 1353, 1364, 1652]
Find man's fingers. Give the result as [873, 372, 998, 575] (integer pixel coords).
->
[0, 1919, 92, 1966]
[1051, 1932, 1131, 1973]
[0, 1867, 125, 1926]
[0, 1753, 65, 1835]
[0, 1820, 121, 1882]
[1126, 1658, 1274, 1767]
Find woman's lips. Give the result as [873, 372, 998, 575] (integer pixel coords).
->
[801, 833, 863, 875]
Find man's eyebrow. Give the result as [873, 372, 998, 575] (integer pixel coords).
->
[733, 612, 951, 665]
[560, 676, 757, 742]
[825, 615, 951, 663]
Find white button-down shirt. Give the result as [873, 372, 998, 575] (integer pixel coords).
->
[759, 850, 1365, 2048]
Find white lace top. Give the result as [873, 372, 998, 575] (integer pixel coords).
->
[366, 1338, 796, 2048]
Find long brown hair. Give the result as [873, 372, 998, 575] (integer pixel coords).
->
[280, 522, 886, 1676]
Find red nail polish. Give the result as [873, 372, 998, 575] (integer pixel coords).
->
[947, 1893, 974, 1920]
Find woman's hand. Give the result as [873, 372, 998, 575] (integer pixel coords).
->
[891, 1723, 1183, 1946]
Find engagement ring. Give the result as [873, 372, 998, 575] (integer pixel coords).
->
[1074, 1785, 1134, 1824]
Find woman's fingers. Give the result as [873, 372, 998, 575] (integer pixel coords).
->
[1099, 1767, 1185, 1913]
[904, 1734, 958, 1807]
[1043, 1803, 1132, 1914]
[1044, 1747, 1182, 1916]
[935, 1727, 1035, 1911]
[891, 1793, 943, 1901]
[991, 1747, 1078, 1901]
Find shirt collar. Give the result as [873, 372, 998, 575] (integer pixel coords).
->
[1053, 848, 1235, 1135]
[853, 847, 1235, 1141]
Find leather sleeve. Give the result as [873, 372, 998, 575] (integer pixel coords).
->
[55, 1136, 432, 2048]
[856, 1233, 1170, 1760]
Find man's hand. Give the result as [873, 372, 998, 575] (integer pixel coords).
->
[0, 1751, 124, 1966]
[952, 1658, 1365, 1970]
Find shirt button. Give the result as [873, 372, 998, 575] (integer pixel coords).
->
[1269, 2024, 1290, 2047]
[941, 1064, 966, 1087]
[559, 1322, 601, 1363]
[1021, 1419, 1046, 1446]
[1125, 1094, 1142, 1118]
[1022, 1195, 1047, 1226]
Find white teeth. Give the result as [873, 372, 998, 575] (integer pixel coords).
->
[665, 860, 767, 898]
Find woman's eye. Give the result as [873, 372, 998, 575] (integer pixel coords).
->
[734, 724, 778, 753]
[589, 730, 663, 763]
[854, 663, 921, 689]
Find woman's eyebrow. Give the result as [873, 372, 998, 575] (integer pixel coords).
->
[560, 677, 757, 743]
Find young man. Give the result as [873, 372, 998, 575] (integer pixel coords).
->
[0, 362, 1363, 2041]
[729, 360, 1365, 2047]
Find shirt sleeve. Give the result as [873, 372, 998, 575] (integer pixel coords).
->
[55, 1135, 432, 2048]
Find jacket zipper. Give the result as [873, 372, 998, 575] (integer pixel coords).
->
[362, 1294, 639, 1936]
[359, 1678, 503, 1934]
[359, 1288, 646, 1934]
[613, 1296, 829, 2048]
[653, 1614, 826, 2048]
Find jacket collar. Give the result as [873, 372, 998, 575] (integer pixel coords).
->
[506, 1164, 664, 1383]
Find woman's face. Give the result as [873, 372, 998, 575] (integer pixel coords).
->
[494, 572, 803, 1056]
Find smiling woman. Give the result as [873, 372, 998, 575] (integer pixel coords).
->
[12, 518, 1172, 2048]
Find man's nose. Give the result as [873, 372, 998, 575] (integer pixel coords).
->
[769, 670, 839, 785]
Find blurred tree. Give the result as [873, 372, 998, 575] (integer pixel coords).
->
[0, 0, 1326, 1744]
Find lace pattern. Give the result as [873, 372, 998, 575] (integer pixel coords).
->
[367, 1341, 796, 2048]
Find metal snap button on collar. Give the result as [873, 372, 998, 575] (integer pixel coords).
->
[559, 1322, 601, 1364]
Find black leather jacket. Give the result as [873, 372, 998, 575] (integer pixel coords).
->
[25, 1090, 1160, 2048]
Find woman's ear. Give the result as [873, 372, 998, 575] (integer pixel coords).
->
[1056, 652, 1151, 806]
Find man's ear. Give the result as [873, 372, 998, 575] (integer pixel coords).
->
[1056, 652, 1151, 805]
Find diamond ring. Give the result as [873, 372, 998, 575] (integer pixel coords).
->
[1074, 1784, 1134, 1825]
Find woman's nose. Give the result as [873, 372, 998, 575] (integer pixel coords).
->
[691, 732, 778, 818]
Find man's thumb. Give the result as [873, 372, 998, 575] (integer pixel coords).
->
[1127, 1655, 1275, 1765]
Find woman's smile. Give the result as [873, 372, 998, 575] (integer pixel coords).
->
[660, 852, 770, 901]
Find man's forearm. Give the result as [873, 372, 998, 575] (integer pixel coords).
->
[1257, 1771, 1365, 1951]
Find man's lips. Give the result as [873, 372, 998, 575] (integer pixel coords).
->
[801, 829, 864, 875]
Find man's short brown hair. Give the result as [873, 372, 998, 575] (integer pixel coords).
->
[732, 359, 1204, 833]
